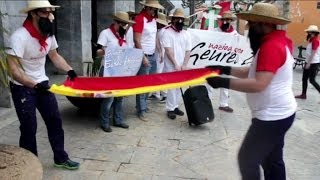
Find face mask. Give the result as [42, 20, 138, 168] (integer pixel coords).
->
[221, 23, 230, 32]
[306, 33, 312, 41]
[175, 22, 184, 31]
[38, 17, 55, 37]
[118, 26, 126, 38]
[248, 26, 264, 55]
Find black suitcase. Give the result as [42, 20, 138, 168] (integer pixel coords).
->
[181, 85, 214, 126]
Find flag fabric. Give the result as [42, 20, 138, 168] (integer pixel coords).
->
[49, 68, 219, 98]
[200, 1, 231, 30]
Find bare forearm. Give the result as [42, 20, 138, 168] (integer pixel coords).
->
[230, 67, 250, 78]
[165, 49, 177, 66]
[182, 51, 191, 66]
[50, 53, 73, 72]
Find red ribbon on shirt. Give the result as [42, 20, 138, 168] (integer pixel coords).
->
[110, 24, 126, 46]
[23, 19, 48, 52]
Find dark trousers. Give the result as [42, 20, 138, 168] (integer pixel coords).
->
[238, 113, 295, 180]
[302, 63, 320, 94]
[10, 82, 69, 163]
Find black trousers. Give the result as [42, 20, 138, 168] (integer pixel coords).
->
[302, 63, 320, 94]
[238, 113, 295, 180]
[10, 82, 69, 163]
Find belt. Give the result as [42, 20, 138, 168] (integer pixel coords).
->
[144, 54, 154, 57]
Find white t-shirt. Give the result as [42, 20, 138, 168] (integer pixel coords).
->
[246, 47, 297, 121]
[97, 27, 129, 68]
[155, 28, 165, 59]
[6, 27, 58, 85]
[305, 39, 320, 64]
[160, 27, 192, 70]
[141, 18, 157, 55]
[125, 26, 134, 48]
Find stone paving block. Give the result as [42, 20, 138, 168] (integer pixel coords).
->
[81, 159, 119, 172]
[100, 171, 152, 180]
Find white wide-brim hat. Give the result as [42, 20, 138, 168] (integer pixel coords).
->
[140, 0, 164, 10]
[217, 11, 237, 21]
[305, 25, 320, 33]
[20, 0, 60, 14]
[112, 11, 135, 24]
[168, 8, 190, 22]
[236, 2, 291, 25]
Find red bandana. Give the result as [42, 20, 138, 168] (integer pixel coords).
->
[110, 24, 126, 47]
[170, 25, 181, 33]
[23, 19, 48, 52]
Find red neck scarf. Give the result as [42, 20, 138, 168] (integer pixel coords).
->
[110, 24, 126, 47]
[23, 19, 48, 52]
[171, 25, 181, 33]
[140, 10, 156, 23]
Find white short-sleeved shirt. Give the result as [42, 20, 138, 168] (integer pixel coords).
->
[6, 27, 58, 85]
[97, 27, 129, 67]
[160, 27, 192, 69]
[126, 26, 134, 48]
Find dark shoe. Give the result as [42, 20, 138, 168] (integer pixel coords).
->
[159, 97, 166, 104]
[174, 108, 184, 116]
[145, 107, 151, 113]
[219, 106, 234, 113]
[138, 112, 148, 122]
[114, 123, 129, 129]
[54, 159, 80, 170]
[295, 94, 306, 99]
[101, 126, 112, 132]
[167, 111, 176, 120]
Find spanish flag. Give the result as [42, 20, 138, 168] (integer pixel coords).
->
[49, 68, 219, 98]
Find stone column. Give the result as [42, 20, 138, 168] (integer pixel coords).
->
[55, 0, 92, 75]
[0, 1, 27, 108]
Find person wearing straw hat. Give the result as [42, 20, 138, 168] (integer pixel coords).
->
[6, 0, 79, 170]
[215, 11, 238, 113]
[206, 3, 296, 179]
[132, 0, 164, 121]
[96, 11, 135, 133]
[148, 12, 168, 102]
[295, 25, 320, 99]
[161, 8, 192, 120]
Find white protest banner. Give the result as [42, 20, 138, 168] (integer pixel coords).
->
[187, 28, 253, 68]
[103, 46, 143, 77]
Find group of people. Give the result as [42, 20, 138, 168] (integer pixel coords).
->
[5, 0, 319, 179]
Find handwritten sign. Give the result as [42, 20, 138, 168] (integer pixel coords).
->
[103, 46, 144, 77]
[187, 28, 253, 68]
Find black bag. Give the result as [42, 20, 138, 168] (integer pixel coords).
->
[181, 85, 214, 126]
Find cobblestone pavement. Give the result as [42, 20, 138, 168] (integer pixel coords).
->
[0, 68, 319, 180]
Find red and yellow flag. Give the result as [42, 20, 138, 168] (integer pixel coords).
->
[49, 68, 219, 98]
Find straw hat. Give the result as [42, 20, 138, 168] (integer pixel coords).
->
[156, 12, 168, 26]
[305, 25, 320, 33]
[169, 8, 186, 19]
[218, 11, 237, 21]
[236, 3, 290, 25]
[112, 11, 135, 24]
[140, 0, 164, 10]
[20, 0, 60, 14]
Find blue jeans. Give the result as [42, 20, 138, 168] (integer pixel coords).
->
[10, 82, 69, 164]
[136, 54, 155, 114]
[100, 97, 124, 128]
[238, 113, 295, 180]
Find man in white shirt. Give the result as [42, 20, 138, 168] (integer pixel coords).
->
[96, 11, 134, 132]
[161, 8, 192, 120]
[6, 0, 79, 170]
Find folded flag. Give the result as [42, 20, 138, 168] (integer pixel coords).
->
[49, 68, 219, 98]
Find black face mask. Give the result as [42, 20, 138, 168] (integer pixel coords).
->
[38, 17, 55, 37]
[221, 23, 230, 32]
[175, 22, 184, 31]
[306, 33, 312, 41]
[118, 26, 126, 38]
[248, 26, 264, 55]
